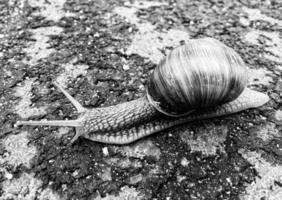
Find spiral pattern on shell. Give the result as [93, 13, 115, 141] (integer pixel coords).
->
[147, 37, 248, 117]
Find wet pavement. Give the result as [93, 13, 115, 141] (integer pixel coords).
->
[0, 0, 282, 199]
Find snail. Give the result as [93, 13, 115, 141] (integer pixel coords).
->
[16, 38, 269, 144]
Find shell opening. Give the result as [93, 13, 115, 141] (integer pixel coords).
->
[146, 89, 195, 117]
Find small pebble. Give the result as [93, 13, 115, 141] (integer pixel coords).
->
[177, 174, 186, 182]
[72, 170, 79, 177]
[112, 74, 123, 81]
[62, 184, 67, 191]
[274, 110, 282, 121]
[5, 172, 13, 180]
[129, 174, 143, 185]
[181, 157, 189, 167]
[102, 147, 109, 156]
[123, 64, 130, 71]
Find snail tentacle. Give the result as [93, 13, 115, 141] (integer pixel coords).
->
[16, 119, 83, 127]
[53, 82, 86, 113]
[71, 127, 84, 143]
[15, 82, 86, 128]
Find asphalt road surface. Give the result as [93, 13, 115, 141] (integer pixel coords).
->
[0, 0, 282, 199]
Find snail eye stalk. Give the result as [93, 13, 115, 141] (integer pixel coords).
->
[15, 82, 85, 128]
[15, 119, 82, 127]
[53, 82, 85, 113]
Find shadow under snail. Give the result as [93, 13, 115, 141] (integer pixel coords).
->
[16, 38, 270, 144]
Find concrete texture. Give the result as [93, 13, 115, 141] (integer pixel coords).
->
[0, 0, 281, 199]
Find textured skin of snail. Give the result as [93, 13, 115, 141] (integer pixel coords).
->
[16, 85, 269, 144]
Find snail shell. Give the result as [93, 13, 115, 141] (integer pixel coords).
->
[146, 37, 248, 117]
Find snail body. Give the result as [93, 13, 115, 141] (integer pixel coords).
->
[16, 38, 269, 144]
